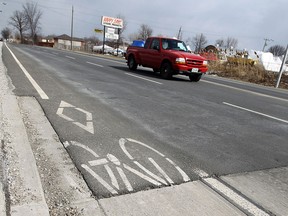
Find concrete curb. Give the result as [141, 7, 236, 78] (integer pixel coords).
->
[2, 94, 50, 215]
[18, 96, 103, 215]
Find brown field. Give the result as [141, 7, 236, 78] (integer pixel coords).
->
[208, 61, 288, 89]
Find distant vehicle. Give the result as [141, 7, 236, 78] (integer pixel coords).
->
[113, 48, 125, 56]
[92, 45, 114, 54]
[131, 40, 145, 47]
[125, 37, 208, 81]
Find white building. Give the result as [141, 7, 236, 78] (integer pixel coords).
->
[54, 34, 84, 51]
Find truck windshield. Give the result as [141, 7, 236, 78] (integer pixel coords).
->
[162, 39, 189, 52]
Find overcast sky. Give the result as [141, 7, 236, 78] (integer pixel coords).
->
[0, 0, 287, 50]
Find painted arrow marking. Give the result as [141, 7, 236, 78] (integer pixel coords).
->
[56, 101, 94, 134]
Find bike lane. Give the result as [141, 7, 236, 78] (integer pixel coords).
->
[2, 42, 287, 215]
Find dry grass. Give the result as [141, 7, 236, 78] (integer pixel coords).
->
[208, 61, 288, 89]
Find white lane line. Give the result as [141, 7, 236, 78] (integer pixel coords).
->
[86, 61, 104, 67]
[81, 164, 118, 195]
[134, 160, 168, 185]
[204, 177, 270, 216]
[65, 55, 75, 60]
[148, 158, 173, 185]
[192, 168, 209, 178]
[125, 73, 163, 85]
[116, 167, 133, 192]
[123, 163, 162, 186]
[166, 157, 190, 182]
[68, 141, 99, 158]
[89, 158, 108, 166]
[93, 57, 127, 65]
[223, 102, 288, 124]
[5, 43, 49, 100]
[105, 165, 119, 189]
[203, 79, 288, 103]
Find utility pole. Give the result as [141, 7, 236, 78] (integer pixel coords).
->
[262, 38, 273, 52]
[275, 44, 288, 88]
[177, 26, 182, 40]
[70, 5, 74, 50]
[102, 26, 106, 54]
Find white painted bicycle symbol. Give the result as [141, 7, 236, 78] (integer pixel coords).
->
[64, 138, 190, 195]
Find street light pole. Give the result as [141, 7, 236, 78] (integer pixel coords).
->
[70, 5, 74, 50]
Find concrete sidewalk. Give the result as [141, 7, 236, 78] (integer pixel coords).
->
[1, 42, 288, 215]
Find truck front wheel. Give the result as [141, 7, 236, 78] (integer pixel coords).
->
[160, 62, 173, 79]
[189, 74, 202, 82]
[128, 55, 137, 71]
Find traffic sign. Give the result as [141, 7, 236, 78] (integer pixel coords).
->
[94, 29, 103, 33]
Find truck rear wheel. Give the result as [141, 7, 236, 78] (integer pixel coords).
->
[128, 55, 137, 71]
[189, 74, 202, 82]
[160, 62, 173, 79]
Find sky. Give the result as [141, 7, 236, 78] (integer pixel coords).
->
[0, 0, 287, 51]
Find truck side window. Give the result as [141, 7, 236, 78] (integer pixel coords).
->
[144, 38, 151, 49]
[150, 39, 160, 50]
[162, 39, 169, 50]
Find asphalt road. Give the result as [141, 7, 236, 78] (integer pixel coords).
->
[3, 43, 288, 198]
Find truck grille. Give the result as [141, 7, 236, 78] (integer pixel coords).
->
[186, 59, 203, 66]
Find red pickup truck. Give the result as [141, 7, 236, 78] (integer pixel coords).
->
[125, 37, 208, 81]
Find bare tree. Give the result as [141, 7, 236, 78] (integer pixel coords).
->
[138, 24, 153, 40]
[215, 38, 224, 47]
[268, 45, 285, 56]
[128, 33, 140, 41]
[84, 36, 100, 46]
[116, 14, 127, 42]
[193, 33, 207, 53]
[9, 10, 28, 43]
[225, 37, 238, 49]
[1, 27, 11, 40]
[23, 2, 42, 44]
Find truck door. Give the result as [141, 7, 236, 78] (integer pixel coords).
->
[141, 38, 162, 68]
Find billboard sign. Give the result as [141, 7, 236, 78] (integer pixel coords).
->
[101, 16, 123, 29]
[107, 28, 115, 34]
[105, 33, 119, 40]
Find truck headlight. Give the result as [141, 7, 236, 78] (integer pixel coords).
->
[203, 60, 208, 65]
[175, 58, 186, 64]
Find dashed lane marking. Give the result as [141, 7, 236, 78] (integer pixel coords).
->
[223, 102, 288, 124]
[203, 79, 288, 103]
[86, 61, 104, 67]
[93, 56, 127, 65]
[65, 55, 76, 60]
[125, 73, 163, 85]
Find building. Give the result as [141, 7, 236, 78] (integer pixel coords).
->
[53, 34, 84, 50]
